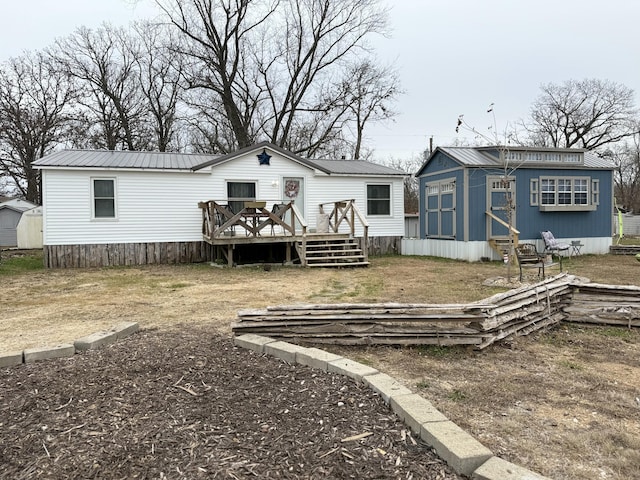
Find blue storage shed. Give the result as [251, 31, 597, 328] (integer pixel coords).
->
[405, 146, 614, 261]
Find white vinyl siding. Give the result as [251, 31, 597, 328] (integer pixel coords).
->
[42, 170, 212, 244]
[39, 151, 405, 245]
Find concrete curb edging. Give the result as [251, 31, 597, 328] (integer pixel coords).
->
[0, 322, 139, 366]
[233, 333, 552, 480]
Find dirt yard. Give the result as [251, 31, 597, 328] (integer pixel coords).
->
[1, 252, 639, 479]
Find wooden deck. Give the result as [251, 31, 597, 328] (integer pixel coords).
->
[198, 200, 370, 267]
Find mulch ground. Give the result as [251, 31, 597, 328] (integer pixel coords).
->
[0, 327, 463, 479]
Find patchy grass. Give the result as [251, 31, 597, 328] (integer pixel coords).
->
[0, 249, 44, 275]
[1, 251, 639, 480]
[614, 235, 640, 245]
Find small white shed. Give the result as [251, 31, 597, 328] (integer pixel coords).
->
[0, 199, 38, 247]
[17, 206, 43, 249]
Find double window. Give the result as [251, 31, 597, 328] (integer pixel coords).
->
[530, 176, 598, 211]
[92, 178, 116, 219]
[367, 184, 391, 215]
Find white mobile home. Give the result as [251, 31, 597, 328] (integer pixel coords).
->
[34, 142, 406, 268]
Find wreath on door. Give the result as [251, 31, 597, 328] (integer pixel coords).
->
[285, 180, 300, 199]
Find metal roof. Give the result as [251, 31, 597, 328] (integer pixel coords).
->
[307, 159, 406, 175]
[33, 150, 218, 170]
[435, 147, 615, 170]
[34, 144, 406, 176]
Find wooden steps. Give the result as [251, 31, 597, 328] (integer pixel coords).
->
[488, 237, 512, 258]
[301, 236, 369, 268]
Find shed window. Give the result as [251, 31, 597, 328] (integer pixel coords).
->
[367, 184, 391, 215]
[591, 179, 599, 205]
[529, 179, 539, 206]
[92, 178, 116, 219]
[535, 176, 597, 211]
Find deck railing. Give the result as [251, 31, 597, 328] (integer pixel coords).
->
[198, 200, 307, 239]
[319, 199, 369, 258]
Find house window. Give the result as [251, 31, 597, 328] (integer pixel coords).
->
[535, 176, 596, 211]
[92, 178, 116, 219]
[227, 181, 256, 213]
[367, 184, 391, 215]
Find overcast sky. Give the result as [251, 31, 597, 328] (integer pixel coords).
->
[2, 0, 639, 161]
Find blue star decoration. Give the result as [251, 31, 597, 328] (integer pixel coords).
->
[257, 149, 271, 165]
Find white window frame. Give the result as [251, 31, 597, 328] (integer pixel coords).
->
[91, 177, 117, 220]
[366, 183, 392, 216]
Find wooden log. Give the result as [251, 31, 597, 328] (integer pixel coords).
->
[564, 317, 640, 327]
[231, 322, 480, 335]
[477, 312, 564, 350]
[481, 273, 572, 304]
[236, 312, 484, 323]
[258, 302, 492, 312]
[267, 334, 485, 346]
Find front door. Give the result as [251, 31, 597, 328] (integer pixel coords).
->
[487, 175, 516, 238]
[282, 177, 305, 220]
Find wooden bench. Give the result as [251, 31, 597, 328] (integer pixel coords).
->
[515, 243, 560, 281]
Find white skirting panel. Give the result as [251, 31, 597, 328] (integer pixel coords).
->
[401, 239, 498, 261]
[401, 237, 612, 262]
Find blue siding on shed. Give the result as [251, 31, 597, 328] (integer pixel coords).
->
[417, 149, 613, 243]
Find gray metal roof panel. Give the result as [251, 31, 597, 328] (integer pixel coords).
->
[33, 150, 218, 170]
[35, 146, 407, 176]
[439, 147, 500, 167]
[307, 159, 406, 175]
[437, 146, 615, 170]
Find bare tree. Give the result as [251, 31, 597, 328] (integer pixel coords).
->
[157, 0, 271, 151]
[52, 25, 148, 150]
[157, 0, 394, 157]
[606, 131, 640, 213]
[131, 21, 185, 151]
[0, 52, 76, 203]
[522, 79, 638, 151]
[387, 155, 420, 213]
[339, 60, 400, 159]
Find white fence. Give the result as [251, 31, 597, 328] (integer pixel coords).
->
[614, 213, 640, 236]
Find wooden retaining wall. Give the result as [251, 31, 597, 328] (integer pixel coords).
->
[609, 244, 640, 255]
[233, 275, 577, 349]
[233, 275, 639, 349]
[44, 242, 214, 268]
[564, 282, 640, 327]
